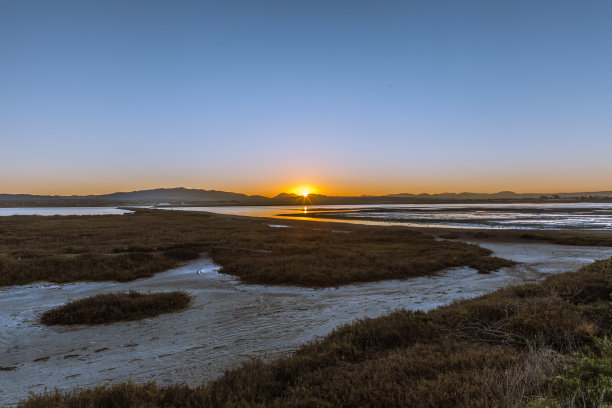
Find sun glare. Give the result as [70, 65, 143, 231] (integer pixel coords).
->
[291, 185, 316, 197]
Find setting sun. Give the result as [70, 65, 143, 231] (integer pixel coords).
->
[290, 185, 316, 197]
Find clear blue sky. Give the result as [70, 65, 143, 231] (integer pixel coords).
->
[1, 0, 611, 195]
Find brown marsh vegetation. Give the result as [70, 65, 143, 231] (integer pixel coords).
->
[19, 255, 612, 407]
[520, 232, 612, 247]
[40, 291, 191, 325]
[432, 228, 612, 247]
[0, 209, 513, 287]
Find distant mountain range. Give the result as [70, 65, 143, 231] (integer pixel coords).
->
[1, 187, 612, 207]
[0, 188, 268, 207]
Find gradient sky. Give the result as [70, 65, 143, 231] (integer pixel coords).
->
[1, 1, 612, 196]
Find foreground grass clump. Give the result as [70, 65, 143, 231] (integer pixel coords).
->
[550, 338, 612, 407]
[40, 291, 191, 325]
[21, 382, 198, 407]
[0, 209, 512, 287]
[19, 257, 612, 407]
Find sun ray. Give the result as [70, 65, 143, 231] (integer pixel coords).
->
[291, 185, 316, 197]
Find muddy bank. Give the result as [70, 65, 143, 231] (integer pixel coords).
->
[1, 243, 611, 406]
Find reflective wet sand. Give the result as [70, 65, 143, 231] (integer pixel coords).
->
[173, 203, 612, 230]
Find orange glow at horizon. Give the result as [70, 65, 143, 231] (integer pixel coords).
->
[1, 176, 612, 198]
[290, 185, 317, 197]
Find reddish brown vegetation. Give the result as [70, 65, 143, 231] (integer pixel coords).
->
[0, 210, 512, 287]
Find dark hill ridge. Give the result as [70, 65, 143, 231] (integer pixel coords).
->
[387, 191, 522, 199]
[0, 188, 269, 207]
[0, 187, 612, 207]
[96, 187, 249, 202]
[273, 193, 327, 199]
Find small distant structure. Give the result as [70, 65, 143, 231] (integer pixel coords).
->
[156, 202, 172, 207]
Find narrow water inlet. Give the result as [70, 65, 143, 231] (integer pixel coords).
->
[0, 242, 610, 406]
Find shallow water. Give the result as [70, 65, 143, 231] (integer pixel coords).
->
[1, 242, 610, 406]
[173, 203, 612, 230]
[3, 204, 612, 230]
[0, 207, 132, 216]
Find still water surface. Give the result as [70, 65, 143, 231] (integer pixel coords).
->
[0, 207, 133, 216]
[3, 203, 612, 230]
[169, 203, 612, 230]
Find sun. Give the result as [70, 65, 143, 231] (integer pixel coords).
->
[291, 185, 315, 197]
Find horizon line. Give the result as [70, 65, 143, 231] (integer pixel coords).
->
[2, 186, 612, 199]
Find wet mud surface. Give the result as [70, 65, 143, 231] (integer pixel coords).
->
[1, 243, 611, 406]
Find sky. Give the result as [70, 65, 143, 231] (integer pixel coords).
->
[1, 0, 611, 197]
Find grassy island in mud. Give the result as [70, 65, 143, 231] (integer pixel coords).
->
[40, 291, 191, 325]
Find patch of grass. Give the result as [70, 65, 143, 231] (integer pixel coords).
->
[19, 382, 198, 408]
[211, 228, 514, 286]
[0, 209, 512, 287]
[40, 290, 191, 325]
[527, 337, 612, 407]
[554, 337, 612, 406]
[521, 232, 612, 247]
[18, 256, 612, 407]
[0, 252, 178, 286]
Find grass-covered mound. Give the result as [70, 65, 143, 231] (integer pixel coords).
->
[40, 291, 191, 325]
[211, 226, 514, 287]
[20, 258, 612, 407]
[0, 210, 512, 287]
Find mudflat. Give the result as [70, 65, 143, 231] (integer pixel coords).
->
[2, 241, 611, 405]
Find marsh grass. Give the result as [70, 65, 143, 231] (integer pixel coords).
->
[40, 290, 191, 325]
[18, 256, 612, 407]
[520, 232, 612, 247]
[0, 209, 512, 287]
[210, 227, 514, 286]
[465, 229, 612, 247]
[0, 252, 179, 286]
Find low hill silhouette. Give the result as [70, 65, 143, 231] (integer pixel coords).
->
[1, 187, 612, 207]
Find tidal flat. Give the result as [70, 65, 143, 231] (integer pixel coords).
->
[3, 242, 611, 405]
[173, 202, 612, 230]
[1, 209, 612, 406]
